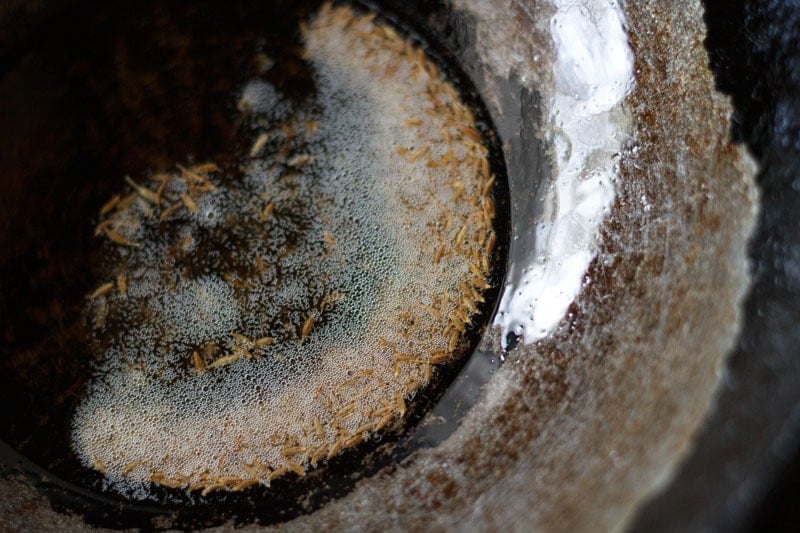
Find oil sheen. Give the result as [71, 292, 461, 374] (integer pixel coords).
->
[70, 3, 499, 499]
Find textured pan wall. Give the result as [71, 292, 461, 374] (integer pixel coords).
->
[284, 0, 759, 530]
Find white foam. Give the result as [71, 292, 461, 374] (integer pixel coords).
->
[494, 0, 634, 346]
[239, 80, 280, 113]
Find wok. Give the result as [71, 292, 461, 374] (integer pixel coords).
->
[0, 0, 797, 530]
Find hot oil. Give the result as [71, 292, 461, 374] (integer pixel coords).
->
[0, 0, 509, 528]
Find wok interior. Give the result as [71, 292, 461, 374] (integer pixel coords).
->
[0, 0, 759, 530]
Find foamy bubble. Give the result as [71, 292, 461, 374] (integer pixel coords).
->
[239, 80, 280, 113]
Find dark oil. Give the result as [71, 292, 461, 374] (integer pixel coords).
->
[0, 0, 510, 528]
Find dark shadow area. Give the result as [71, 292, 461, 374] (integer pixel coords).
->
[632, 0, 800, 530]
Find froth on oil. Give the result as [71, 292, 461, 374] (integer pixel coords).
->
[71, 2, 499, 497]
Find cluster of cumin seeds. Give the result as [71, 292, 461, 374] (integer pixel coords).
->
[72, 2, 497, 497]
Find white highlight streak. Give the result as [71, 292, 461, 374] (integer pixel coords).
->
[495, 0, 633, 345]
